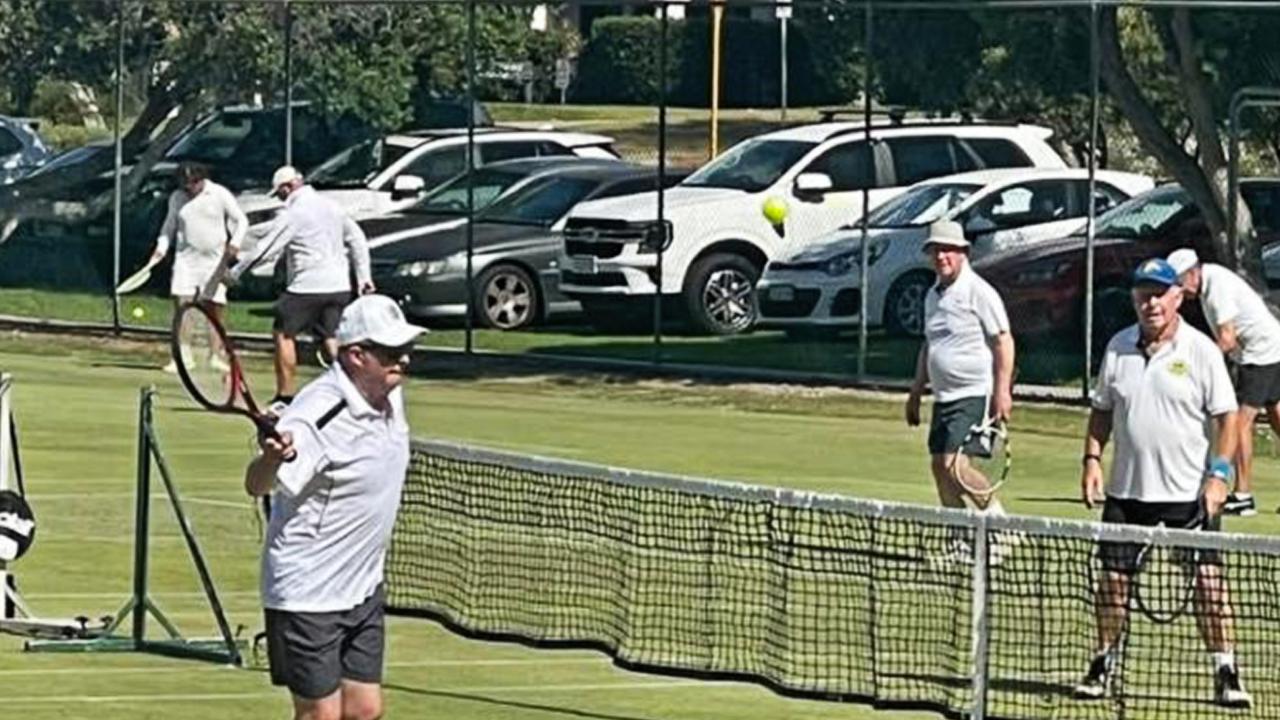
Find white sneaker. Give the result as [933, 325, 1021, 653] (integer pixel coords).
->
[930, 537, 975, 567]
[162, 360, 178, 375]
[208, 355, 230, 373]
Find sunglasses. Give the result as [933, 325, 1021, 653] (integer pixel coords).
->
[358, 343, 414, 365]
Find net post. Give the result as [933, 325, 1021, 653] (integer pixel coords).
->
[131, 386, 155, 646]
[970, 511, 991, 720]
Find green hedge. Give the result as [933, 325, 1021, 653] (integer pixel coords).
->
[571, 16, 854, 108]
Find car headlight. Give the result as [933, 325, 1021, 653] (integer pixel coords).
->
[1011, 260, 1073, 286]
[395, 259, 450, 277]
[822, 240, 887, 276]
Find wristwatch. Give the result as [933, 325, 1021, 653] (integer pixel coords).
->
[1082, 453, 1102, 466]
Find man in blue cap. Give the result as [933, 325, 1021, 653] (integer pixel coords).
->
[1074, 258, 1248, 707]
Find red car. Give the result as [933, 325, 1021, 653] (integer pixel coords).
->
[974, 180, 1280, 348]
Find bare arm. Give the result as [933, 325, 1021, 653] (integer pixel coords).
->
[1215, 322, 1240, 356]
[1201, 411, 1237, 517]
[990, 331, 1015, 421]
[151, 195, 179, 262]
[243, 431, 294, 497]
[1081, 409, 1113, 509]
[905, 343, 928, 427]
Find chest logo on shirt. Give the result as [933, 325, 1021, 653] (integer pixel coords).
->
[1168, 359, 1190, 378]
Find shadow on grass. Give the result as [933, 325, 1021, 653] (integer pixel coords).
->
[385, 684, 660, 720]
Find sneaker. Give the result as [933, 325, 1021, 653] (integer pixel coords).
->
[1073, 653, 1112, 700]
[208, 355, 230, 373]
[161, 360, 178, 375]
[1215, 664, 1253, 709]
[1223, 493, 1257, 517]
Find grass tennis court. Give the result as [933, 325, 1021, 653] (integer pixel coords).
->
[1, 330, 1278, 719]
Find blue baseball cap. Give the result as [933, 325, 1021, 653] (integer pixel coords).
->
[1132, 258, 1179, 287]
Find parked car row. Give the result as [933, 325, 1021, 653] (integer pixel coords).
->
[10, 102, 1278, 347]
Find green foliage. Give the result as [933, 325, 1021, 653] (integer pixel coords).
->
[572, 17, 680, 105]
[571, 16, 851, 108]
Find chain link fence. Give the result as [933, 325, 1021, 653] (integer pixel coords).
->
[1, 0, 1277, 396]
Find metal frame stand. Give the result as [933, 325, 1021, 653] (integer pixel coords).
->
[0, 372, 109, 641]
[26, 387, 244, 665]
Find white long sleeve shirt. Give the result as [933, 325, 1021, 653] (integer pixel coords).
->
[154, 180, 247, 299]
[230, 185, 371, 295]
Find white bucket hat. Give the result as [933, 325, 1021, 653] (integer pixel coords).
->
[922, 219, 970, 250]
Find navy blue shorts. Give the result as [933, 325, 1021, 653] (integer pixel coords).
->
[265, 585, 386, 699]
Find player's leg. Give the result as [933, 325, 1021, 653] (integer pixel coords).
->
[265, 608, 346, 720]
[317, 292, 352, 376]
[338, 585, 386, 720]
[275, 331, 298, 400]
[166, 294, 195, 374]
[273, 292, 312, 401]
[1188, 504, 1251, 708]
[1229, 404, 1260, 514]
[930, 454, 965, 508]
[1076, 499, 1136, 699]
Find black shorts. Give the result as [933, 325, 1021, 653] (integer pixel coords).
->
[274, 291, 352, 339]
[264, 585, 386, 700]
[928, 396, 987, 455]
[1236, 361, 1280, 408]
[1099, 497, 1221, 574]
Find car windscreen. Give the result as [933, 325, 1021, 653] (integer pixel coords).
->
[864, 182, 982, 227]
[408, 166, 529, 215]
[309, 139, 411, 189]
[681, 139, 817, 192]
[477, 176, 599, 225]
[1094, 185, 1190, 239]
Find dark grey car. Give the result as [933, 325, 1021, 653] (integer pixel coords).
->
[372, 162, 681, 330]
[0, 116, 53, 185]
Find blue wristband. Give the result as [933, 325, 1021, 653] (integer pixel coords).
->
[1208, 457, 1232, 480]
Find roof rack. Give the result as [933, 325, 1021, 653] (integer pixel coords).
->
[817, 106, 984, 125]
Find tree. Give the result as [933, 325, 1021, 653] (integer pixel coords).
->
[0, 0, 548, 242]
[1098, 5, 1280, 284]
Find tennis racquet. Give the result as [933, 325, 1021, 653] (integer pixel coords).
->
[1130, 501, 1207, 625]
[170, 301, 286, 447]
[951, 416, 1011, 500]
[116, 256, 161, 295]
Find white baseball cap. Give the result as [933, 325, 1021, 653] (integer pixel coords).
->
[271, 165, 302, 192]
[1166, 248, 1200, 276]
[335, 295, 428, 348]
[922, 219, 970, 250]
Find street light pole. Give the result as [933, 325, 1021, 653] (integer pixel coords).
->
[710, 2, 724, 157]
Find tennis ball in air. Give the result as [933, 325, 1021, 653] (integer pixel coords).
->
[762, 196, 789, 226]
[131, 306, 145, 320]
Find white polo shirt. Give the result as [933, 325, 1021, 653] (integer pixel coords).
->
[1198, 263, 1280, 366]
[1092, 320, 1237, 502]
[262, 363, 410, 612]
[156, 181, 247, 302]
[924, 262, 1011, 403]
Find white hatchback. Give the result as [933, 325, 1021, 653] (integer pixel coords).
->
[755, 168, 1154, 336]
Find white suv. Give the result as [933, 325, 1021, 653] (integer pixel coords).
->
[559, 120, 1066, 334]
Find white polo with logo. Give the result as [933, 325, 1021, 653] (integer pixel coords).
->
[1092, 321, 1237, 502]
[262, 363, 410, 613]
[924, 262, 1011, 403]
[1198, 263, 1280, 366]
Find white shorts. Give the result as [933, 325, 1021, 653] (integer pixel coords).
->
[171, 260, 227, 305]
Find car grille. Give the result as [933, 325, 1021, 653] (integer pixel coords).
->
[830, 289, 861, 317]
[562, 271, 628, 288]
[565, 239, 623, 259]
[759, 289, 820, 318]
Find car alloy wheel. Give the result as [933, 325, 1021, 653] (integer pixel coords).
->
[480, 267, 536, 330]
[702, 267, 755, 333]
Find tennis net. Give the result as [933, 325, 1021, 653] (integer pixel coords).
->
[386, 439, 1280, 720]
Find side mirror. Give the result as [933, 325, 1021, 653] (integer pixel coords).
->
[793, 172, 833, 201]
[391, 174, 426, 201]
